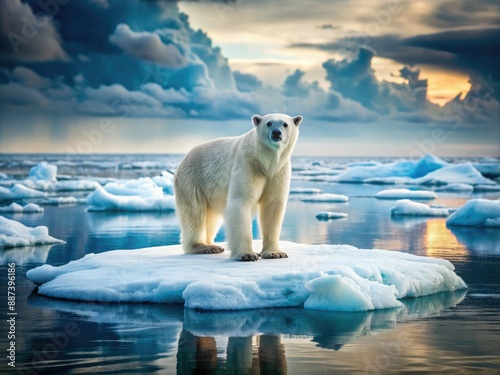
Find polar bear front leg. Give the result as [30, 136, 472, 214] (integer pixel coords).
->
[259, 198, 288, 259]
[225, 198, 260, 261]
[259, 172, 290, 259]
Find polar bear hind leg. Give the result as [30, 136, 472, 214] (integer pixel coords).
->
[177, 196, 224, 255]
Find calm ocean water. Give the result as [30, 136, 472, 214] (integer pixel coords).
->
[0, 154, 499, 374]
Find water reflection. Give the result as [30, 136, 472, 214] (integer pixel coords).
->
[26, 291, 465, 374]
[0, 244, 56, 266]
[448, 226, 500, 255]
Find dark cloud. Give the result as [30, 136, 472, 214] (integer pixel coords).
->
[316, 24, 339, 30]
[420, 0, 500, 29]
[233, 71, 262, 92]
[322, 47, 431, 115]
[0, 0, 69, 62]
[283, 69, 320, 97]
[109, 24, 188, 68]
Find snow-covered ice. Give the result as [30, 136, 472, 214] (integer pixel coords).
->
[391, 200, 449, 217]
[0, 203, 44, 213]
[0, 183, 47, 201]
[290, 187, 324, 194]
[301, 193, 349, 203]
[0, 216, 64, 248]
[45, 197, 87, 205]
[446, 199, 500, 227]
[27, 241, 466, 311]
[316, 212, 348, 220]
[375, 189, 437, 200]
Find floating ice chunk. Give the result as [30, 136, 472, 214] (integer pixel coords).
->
[301, 193, 349, 202]
[473, 162, 500, 178]
[415, 164, 495, 186]
[391, 200, 449, 217]
[0, 173, 8, 179]
[316, 212, 348, 220]
[87, 186, 175, 212]
[27, 241, 466, 311]
[0, 216, 64, 248]
[151, 171, 174, 194]
[45, 197, 86, 205]
[474, 184, 500, 192]
[28, 161, 57, 181]
[290, 188, 324, 194]
[375, 189, 437, 200]
[23, 179, 101, 192]
[435, 183, 474, 192]
[0, 183, 47, 201]
[0, 203, 44, 213]
[446, 199, 500, 227]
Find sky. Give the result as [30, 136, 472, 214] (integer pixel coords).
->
[0, 0, 499, 156]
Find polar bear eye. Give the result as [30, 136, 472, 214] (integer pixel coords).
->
[283, 123, 288, 128]
[267, 122, 272, 127]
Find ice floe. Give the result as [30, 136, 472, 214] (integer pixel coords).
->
[27, 241, 466, 311]
[87, 185, 175, 212]
[0, 216, 64, 248]
[391, 200, 449, 217]
[301, 193, 349, 203]
[375, 189, 437, 200]
[290, 187, 324, 194]
[435, 183, 474, 192]
[446, 199, 500, 227]
[0, 183, 47, 201]
[0, 203, 44, 213]
[316, 212, 348, 220]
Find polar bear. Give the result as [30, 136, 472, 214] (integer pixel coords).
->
[174, 113, 303, 261]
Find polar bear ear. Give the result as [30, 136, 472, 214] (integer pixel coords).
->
[252, 115, 262, 126]
[293, 115, 303, 126]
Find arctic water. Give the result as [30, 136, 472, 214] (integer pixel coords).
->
[0, 154, 499, 374]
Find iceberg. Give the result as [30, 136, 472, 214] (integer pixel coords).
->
[319, 154, 498, 186]
[28, 161, 57, 182]
[0, 183, 47, 201]
[27, 241, 466, 311]
[316, 212, 348, 220]
[0, 216, 64, 248]
[414, 164, 496, 186]
[301, 193, 349, 202]
[375, 189, 437, 200]
[391, 200, 449, 217]
[446, 199, 500, 227]
[0, 203, 44, 213]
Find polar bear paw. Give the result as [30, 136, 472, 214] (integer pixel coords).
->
[238, 252, 260, 262]
[260, 251, 288, 259]
[192, 244, 225, 254]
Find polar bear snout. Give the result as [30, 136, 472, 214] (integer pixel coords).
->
[271, 129, 283, 142]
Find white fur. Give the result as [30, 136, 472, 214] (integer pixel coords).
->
[174, 113, 302, 260]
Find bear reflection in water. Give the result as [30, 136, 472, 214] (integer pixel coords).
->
[177, 331, 287, 375]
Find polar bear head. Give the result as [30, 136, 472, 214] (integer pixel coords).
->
[251, 113, 303, 150]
